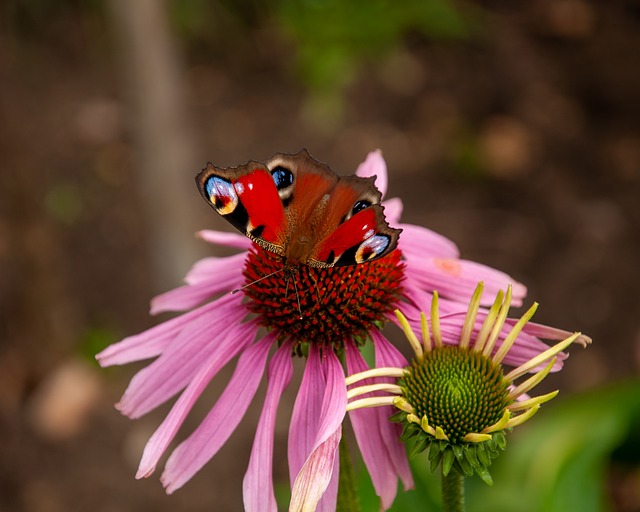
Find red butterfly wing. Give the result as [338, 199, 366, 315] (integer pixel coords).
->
[312, 205, 400, 267]
[197, 150, 401, 268]
[196, 162, 287, 255]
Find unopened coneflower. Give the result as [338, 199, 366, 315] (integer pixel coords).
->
[346, 282, 589, 511]
[97, 150, 582, 511]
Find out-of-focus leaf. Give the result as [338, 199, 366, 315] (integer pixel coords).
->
[355, 381, 640, 511]
[466, 380, 640, 512]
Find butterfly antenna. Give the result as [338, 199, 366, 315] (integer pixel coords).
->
[231, 268, 284, 295]
[284, 276, 290, 300]
[292, 276, 303, 320]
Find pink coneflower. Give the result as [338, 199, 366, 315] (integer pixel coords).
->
[97, 150, 580, 511]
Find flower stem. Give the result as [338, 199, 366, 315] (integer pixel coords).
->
[336, 436, 360, 512]
[442, 470, 465, 512]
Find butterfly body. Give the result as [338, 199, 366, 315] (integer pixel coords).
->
[196, 150, 401, 269]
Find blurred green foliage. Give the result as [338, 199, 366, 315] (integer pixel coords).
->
[168, 0, 473, 125]
[5, 0, 473, 125]
[276, 0, 470, 92]
[275, 0, 472, 126]
[354, 380, 640, 511]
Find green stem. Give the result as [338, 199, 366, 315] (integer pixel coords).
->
[442, 470, 465, 512]
[336, 436, 360, 512]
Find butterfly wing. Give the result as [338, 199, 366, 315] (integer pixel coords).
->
[196, 150, 401, 268]
[196, 162, 287, 256]
[304, 175, 401, 267]
[311, 204, 400, 267]
[264, 150, 339, 226]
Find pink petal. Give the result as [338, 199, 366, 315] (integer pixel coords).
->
[116, 298, 252, 418]
[161, 333, 276, 493]
[150, 275, 244, 315]
[404, 257, 527, 307]
[517, 320, 584, 344]
[135, 323, 263, 478]
[371, 329, 408, 373]
[355, 149, 388, 197]
[290, 428, 342, 512]
[397, 223, 460, 259]
[346, 341, 403, 510]
[402, 286, 469, 319]
[184, 252, 247, 285]
[290, 351, 346, 512]
[288, 344, 324, 486]
[381, 197, 403, 226]
[196, 229, 252, 249]
[316, 451, 339, 512]
[243, 340, 294, 512]
[96, 293, 243, 367]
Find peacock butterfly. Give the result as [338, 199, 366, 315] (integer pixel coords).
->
[195, 149, 401, 271]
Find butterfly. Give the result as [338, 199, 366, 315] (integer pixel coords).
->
[195, 149, 401, 272]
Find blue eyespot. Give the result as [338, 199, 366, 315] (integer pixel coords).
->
[355, 235, 390, 263]
[271, 166, 294, 191]
[205, 176, 238, 214]
[352, 199, 372, 216]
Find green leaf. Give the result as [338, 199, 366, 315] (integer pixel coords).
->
[465, 380, 640, 512]
[442, 448, 455, 476]
[464, 445, 479, 467]
[430, 451, 443, 473]
[477, 444, 491, 466]
[476, 466, 494, 486]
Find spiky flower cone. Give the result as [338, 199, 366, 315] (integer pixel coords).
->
[346, 282, 588, 485]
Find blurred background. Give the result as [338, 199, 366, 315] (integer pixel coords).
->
[1, 1, 639, 511]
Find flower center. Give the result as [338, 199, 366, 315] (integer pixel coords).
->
[403, 346, 510, 443]
[242, 245, 405, 354]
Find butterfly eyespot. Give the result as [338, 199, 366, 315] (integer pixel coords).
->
[205, 176, 238, 215]
[351, 199, 372, 216]
[355, 235, 390, 263]
[271, 166, 295, 190]
[271, 165, 295, 204]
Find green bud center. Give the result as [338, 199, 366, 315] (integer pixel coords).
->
[404, 346, 510, 443]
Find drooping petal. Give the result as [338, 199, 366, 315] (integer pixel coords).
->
[404, 256, 527, 306]
[288, 344, 324, 486]
[184, 252, 248, 285]
[355, 149, 388, 197]
[160, 333, 275, 493]
[316, 450, 340, 512]
[291, 428, 342, 512]
[134, 322, 263, 479]
[346, 341, 403, 510]
[518, 320, 591, 347]
[397, 223, 460, 259]
[243, 340, 294, 512]
[196, 229, 253, 249]
[96, 292, 244, 367]
[116, 298, 253, 418]
[290, 351, 346, 512]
